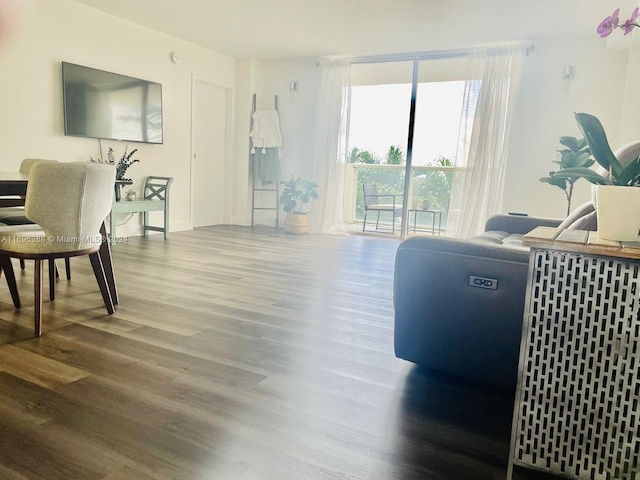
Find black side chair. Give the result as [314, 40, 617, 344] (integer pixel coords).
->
[362, 183, 403, 234]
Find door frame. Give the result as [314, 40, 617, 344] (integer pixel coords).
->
[190, 75, 234, 227]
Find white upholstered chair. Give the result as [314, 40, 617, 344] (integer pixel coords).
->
[0, 162, 116, 336]
[0, 159, 58, 212]
[0, 159, 72, 290]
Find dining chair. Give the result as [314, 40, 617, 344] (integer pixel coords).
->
[0, 158, 71, 293]
[362, 183, 403, 234]
[0, 162, 116, 336]
[0, 158, 57, 213]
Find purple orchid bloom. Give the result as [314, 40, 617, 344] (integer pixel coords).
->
[622, 7, 640, 34]
[597, 7, 620, 38]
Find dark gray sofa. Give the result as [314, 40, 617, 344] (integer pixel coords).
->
[393, 203, 596, 389]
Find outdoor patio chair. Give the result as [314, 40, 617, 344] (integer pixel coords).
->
[362, 183, 403, 234]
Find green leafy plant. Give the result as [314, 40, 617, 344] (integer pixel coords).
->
[552, 112, 640, 186]
[112, 146, 140, 181]
[385, 145, 404, 165]
[540, 136, 593, 215]
[279, 176, 319, 214]
[92, 145, 141, 181]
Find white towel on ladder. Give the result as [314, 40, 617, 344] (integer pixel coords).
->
[250, 110, 282, 153]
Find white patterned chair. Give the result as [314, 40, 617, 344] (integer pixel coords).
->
[0, 162, 116, 336]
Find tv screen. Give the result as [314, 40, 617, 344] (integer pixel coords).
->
[62, 62, 163, 144]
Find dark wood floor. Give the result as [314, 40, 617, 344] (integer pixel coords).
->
[0, 226, 556, 480]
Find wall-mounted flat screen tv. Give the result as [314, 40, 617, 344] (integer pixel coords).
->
[62, 62, 163, 144]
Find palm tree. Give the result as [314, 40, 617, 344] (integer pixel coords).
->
[348, 147, 380, 164]
[348, 147, 364, 163]
[386, 145, 404, 165]
[429, 155, 454, 167]
[360, 151, 381, 164]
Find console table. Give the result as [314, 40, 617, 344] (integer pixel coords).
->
[109, 176, 173, 241]
[507, 227, 640, 480]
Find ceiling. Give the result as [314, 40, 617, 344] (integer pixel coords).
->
[69, 0, 624, 60]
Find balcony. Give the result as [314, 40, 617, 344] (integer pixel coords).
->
[344, 163, 459, 235]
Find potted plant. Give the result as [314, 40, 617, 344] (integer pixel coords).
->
[552, 112, 640, 241]
[91, 145, 141, 201]
[279, 175, 319, 234]
[540, 136, 594, 216]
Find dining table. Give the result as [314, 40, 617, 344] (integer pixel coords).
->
[0, 171, 119, 306]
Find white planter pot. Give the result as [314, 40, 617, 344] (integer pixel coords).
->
[596, 185, 640, 241]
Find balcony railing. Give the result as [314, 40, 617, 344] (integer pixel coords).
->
[344, 163, 459, 233]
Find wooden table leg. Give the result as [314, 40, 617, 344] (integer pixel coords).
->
[89, 252, 114, 314]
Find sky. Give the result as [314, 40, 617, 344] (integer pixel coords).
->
[348, 81, 465, 166]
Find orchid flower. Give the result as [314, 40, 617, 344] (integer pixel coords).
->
[597, 8, 620, 37]
[622, 7, 640, 34]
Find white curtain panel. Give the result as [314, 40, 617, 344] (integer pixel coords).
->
[309, 61, 350, 234]
[447, 46, 525, 238]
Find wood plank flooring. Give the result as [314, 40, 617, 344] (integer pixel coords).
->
[0, 226, 556, 480]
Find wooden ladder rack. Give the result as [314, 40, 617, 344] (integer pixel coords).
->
[250, 94, 279, 230]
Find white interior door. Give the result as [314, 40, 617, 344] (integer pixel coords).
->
[192, 79, 228, 227]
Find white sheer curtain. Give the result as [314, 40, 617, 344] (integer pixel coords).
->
[446, 46, 525, 238]
[309, 61, 350, 234]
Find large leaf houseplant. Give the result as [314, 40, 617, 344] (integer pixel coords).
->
[279, 176, 319, 234]
[540, 136, 593, 216]
[552, 113, 640, 186]
[552, 112, 640, 241]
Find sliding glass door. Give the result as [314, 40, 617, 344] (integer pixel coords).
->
[346, 61, 413, 234]
[346, 57, 469, 237]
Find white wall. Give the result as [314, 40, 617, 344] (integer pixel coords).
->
[233, 58, 265, 226]
[2, 1, 631, 235]
[259, 36, 629, 222]
[247, 58, 320, 227]
[505, 37, 628, 218]
[0, 0, 236, 236]
[618, 38, 640, 146]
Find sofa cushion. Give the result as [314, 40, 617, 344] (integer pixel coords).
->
[468, 230, 529, 252]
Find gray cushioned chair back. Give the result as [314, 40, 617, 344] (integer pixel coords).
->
[19, 158, 58, 175]
[25, 162, 115, 251]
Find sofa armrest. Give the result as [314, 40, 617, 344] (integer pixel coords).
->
[484, 214, 562, 235]
[393, 235, 530, 389]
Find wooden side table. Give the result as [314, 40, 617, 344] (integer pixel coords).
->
[507, 227, 640, 480]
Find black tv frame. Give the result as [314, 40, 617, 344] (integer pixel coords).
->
[62, 61, 163, 145]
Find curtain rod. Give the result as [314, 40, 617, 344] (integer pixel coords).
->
[325, 42, 535, 65]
